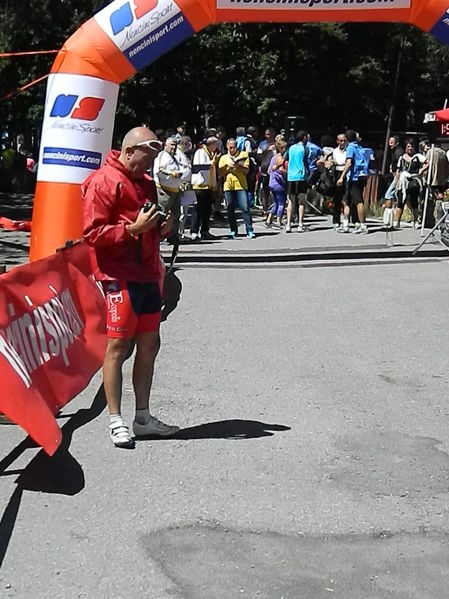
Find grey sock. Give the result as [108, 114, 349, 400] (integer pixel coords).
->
[135, 409, 150, 425]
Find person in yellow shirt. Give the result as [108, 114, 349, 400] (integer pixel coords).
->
[218, 138, 256, 239]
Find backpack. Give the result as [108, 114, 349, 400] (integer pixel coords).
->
[315, 166, 336, 196]
[360, 147, 375, 176]
[353, 144, 369, 178]
[236, 136, 246, 151]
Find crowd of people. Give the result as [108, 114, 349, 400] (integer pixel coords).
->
[146, 122, 449, 242]
[382, 135, 449, 229]
[79, 122, 449, 448]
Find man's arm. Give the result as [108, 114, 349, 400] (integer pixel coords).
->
[337, 157, 352, 186]
[83, 181, 159, 247]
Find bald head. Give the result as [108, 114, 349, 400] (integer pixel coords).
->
[119, 126, 161, 178]
[121, 126, 158, 153]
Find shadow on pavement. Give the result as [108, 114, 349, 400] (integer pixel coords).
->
[0, 386, 106, 569]
[135, 419, 291, 441]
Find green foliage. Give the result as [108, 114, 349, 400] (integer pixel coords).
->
[1, 3, 449, 149]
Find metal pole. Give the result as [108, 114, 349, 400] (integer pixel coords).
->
[421, 143, 435, 237]
[381, 37, 404, 175]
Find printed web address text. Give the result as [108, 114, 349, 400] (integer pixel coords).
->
[42, 147, 102, 169]
[128, 14, 185, 58]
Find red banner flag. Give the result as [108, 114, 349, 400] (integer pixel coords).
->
[0, 217, 32, 231]
[0, 244, 107, 455]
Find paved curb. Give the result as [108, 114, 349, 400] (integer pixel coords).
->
[162, 244, 449, 265]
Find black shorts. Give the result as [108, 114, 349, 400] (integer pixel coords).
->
[397, 187, 419, 210]
[344, 179, 365, 207]
[287, 180, 308, 197]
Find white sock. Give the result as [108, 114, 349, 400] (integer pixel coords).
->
[109, 413, 123, 426]
[343, 218, 349, 229]
[135, 408, 150, 425]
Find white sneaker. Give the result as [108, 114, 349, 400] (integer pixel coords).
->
[286, 224, 292, 233]
[297, 223, 305, 232]
[191, 232, 199, 241]
[132, 415, 180, 437]
[109, 420, 134, 448]
[393, 221, 400, 229]
[337, 226, 349, 233]
[354, 225, 368, 234]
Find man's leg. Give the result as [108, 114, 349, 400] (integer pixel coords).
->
[236, 189, 255, 236]
[200, 189, 214, 237]
[356, 201, 366, 225]
[286, 194, 295, 232]
[338, 184, 351, 233]
[170, 193, 181, 243]
[213, 184, 225, 221]
[354, 180, 368, 233]
[103, 337, 133, 415]
[225, 190, 238, 236]
[191, 193, 200, 237]
[298, 192, 306, 230]
[261, 176, 271, 220]
[103, 336, 135, 447]
[332, 185, 342, 227]
[132, 330, 179, 437]
[133, 331, 160, 411]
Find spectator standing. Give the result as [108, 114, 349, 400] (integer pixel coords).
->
[153, 137, 190, 243]
[212, 125, 227, 221]
[218, 138, 256, 239]
[306, 135, 323, 187]
[285, 130, 309, 233]
[266, 139, 287, 228]
[337, 129, 368, 234]
[177, 136, 194, 241]
[393, 139, 425, 228]
[331, 133, 347, 229]
[257, 127, 277, 219]
[81, 126, 179, 448]
[383, 135, 403, 206]
[191, 136, 220, 240]
[244, 125, 259, 207]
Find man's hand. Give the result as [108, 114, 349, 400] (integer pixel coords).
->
[159, 210, 173, 237]
[128, 203, 159, 236]
[337, 177, 344, 187]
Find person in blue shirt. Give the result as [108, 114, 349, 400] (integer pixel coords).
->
[336, 129, 368, 234]
[285, 130, 309, 232]
[306, 136, 323, 187]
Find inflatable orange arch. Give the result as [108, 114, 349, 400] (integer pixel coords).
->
[29, 0, 449, 260]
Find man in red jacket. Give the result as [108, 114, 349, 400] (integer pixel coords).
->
[82, 126, 179, 448]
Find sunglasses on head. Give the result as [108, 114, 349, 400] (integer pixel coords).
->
[134, 139, 163, 152]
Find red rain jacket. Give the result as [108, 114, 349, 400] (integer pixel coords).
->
[82, 150, 164, 283]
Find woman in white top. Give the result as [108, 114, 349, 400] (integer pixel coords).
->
[393, 139, 425, 229]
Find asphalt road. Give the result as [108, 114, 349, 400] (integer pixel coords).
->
[1, 259, 449, 598]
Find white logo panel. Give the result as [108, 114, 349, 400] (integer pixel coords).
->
[38, 74, 119, 184]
